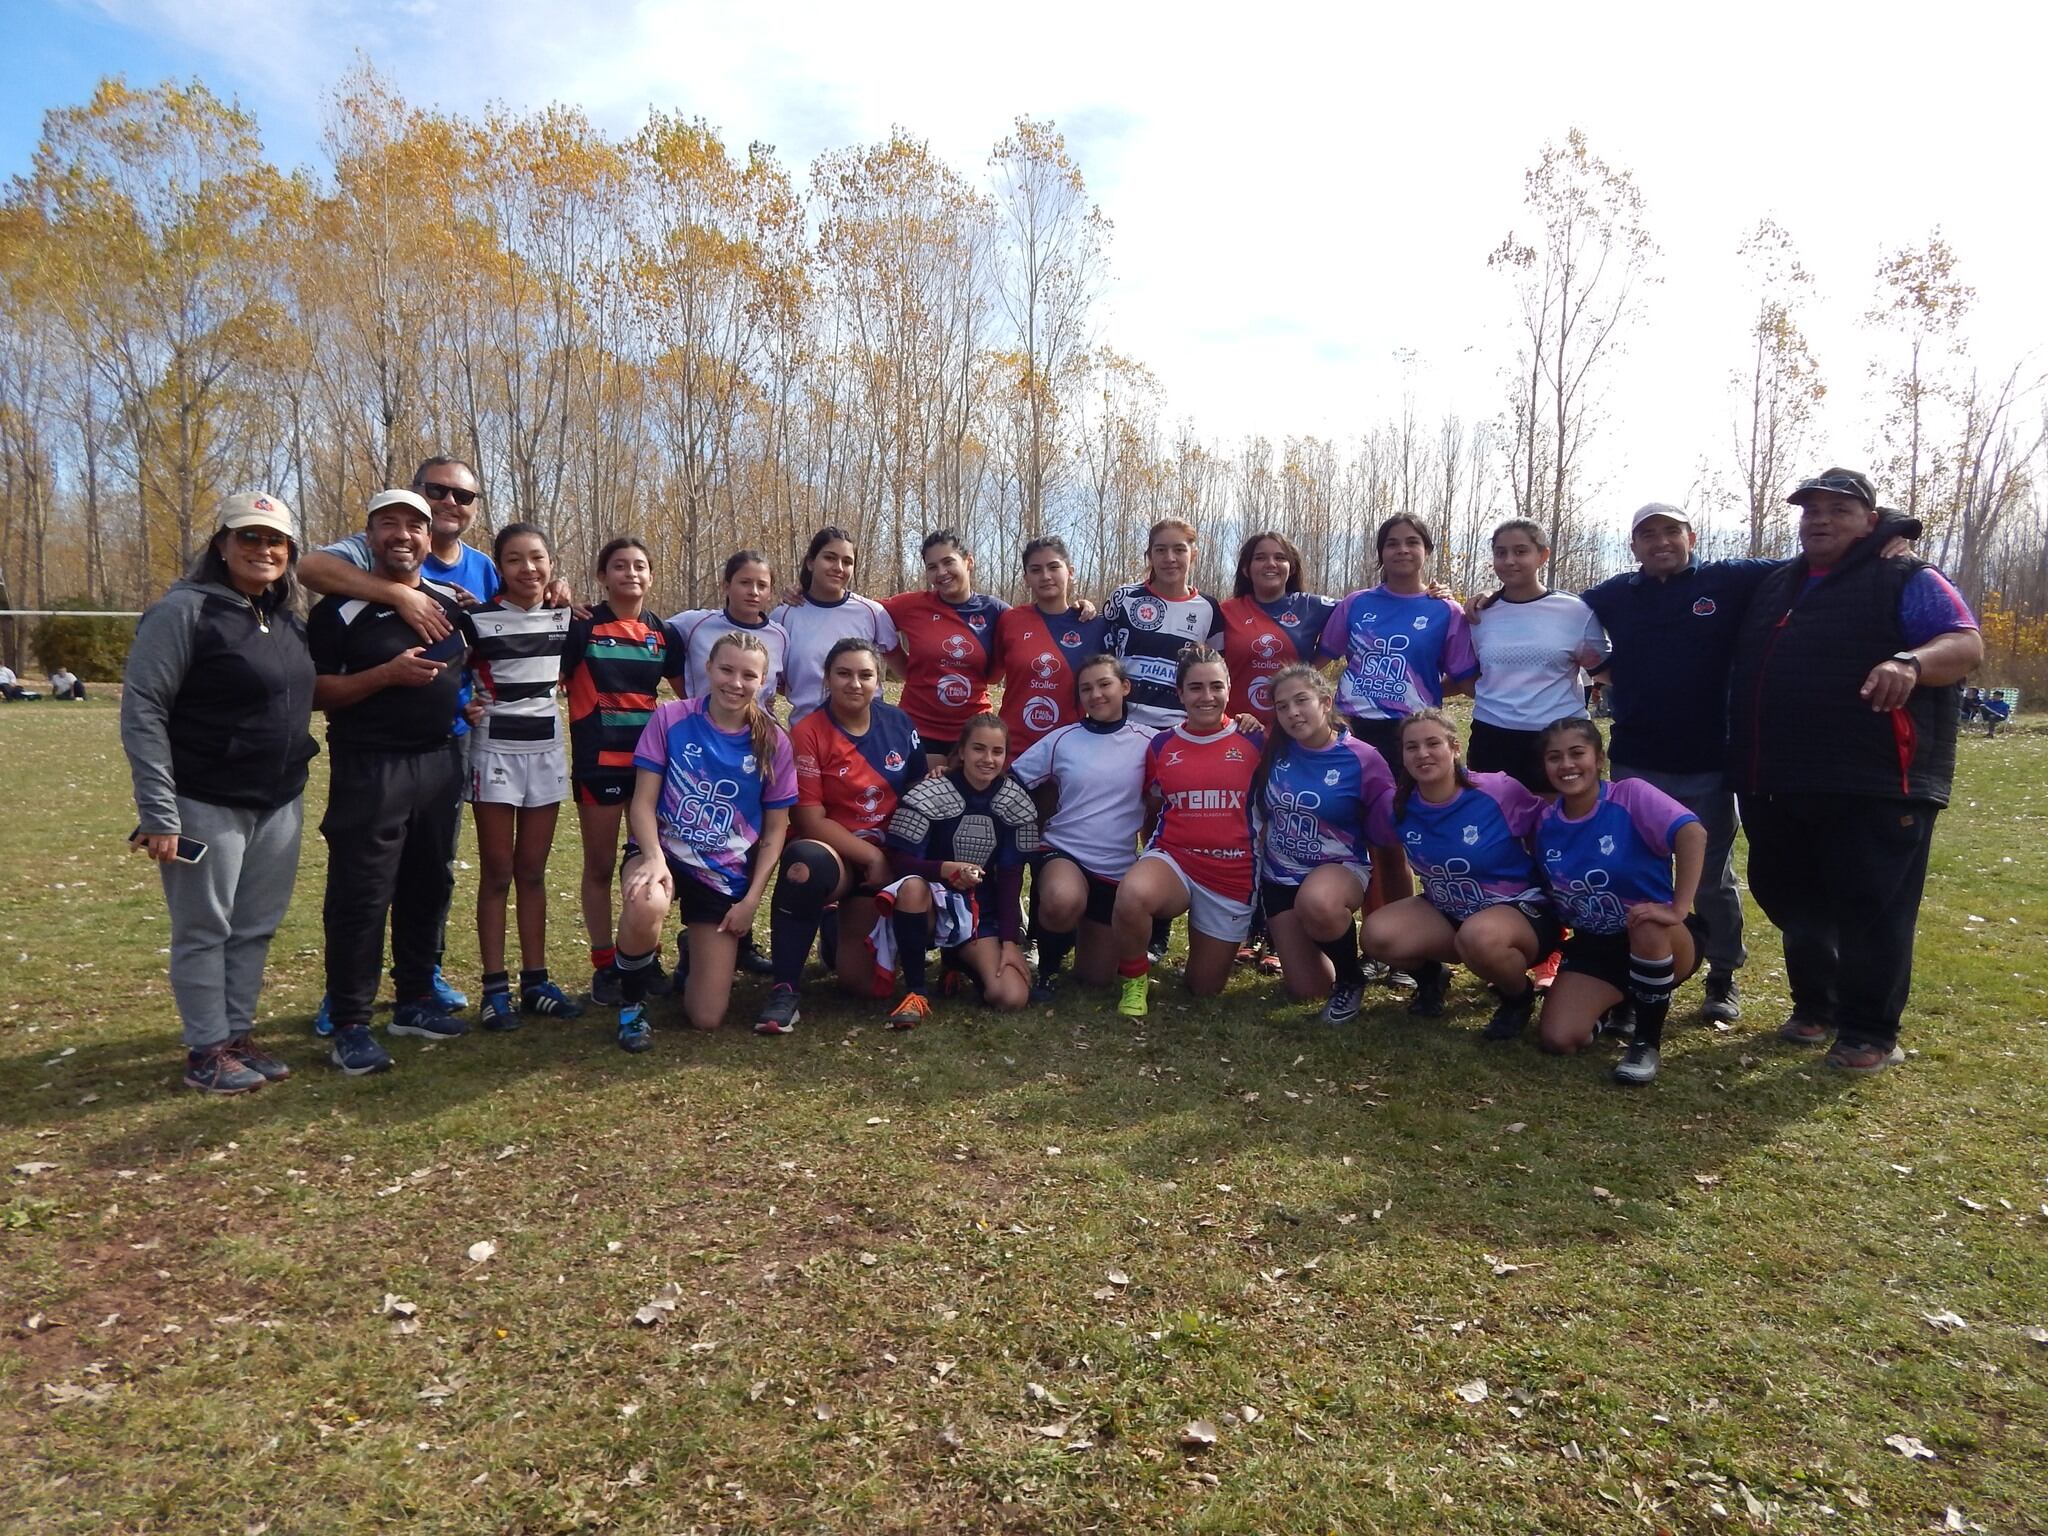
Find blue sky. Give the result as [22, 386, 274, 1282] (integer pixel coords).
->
[8, 0, 2045, 529]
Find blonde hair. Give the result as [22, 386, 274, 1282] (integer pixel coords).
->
[706, 632, 781, 774]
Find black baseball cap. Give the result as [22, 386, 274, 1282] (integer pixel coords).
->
[1787, 468, 1877, 510]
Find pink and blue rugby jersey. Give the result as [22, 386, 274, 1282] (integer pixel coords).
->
[1379, 771, 1549, 922]
[1258, 731, 1396, 886]
[633, 696, 798, 898]
[1534, 778, 1699, 936]
[1320, 586, 1478, 721]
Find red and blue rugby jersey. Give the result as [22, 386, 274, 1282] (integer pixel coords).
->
[881, 590, 1008, 743]
[790, 699, 922, 842]
[1218, 592, 1336, 722]
[994, 603, 1107, 750]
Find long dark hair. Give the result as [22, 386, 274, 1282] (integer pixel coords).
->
[1250, 663, 1335, 805]
[187, 530, 303, 616]
[493, 521, 551, 567]
[1391, 707, 1474, 821]
[800, 526, 855, 595]
[1232, 530, 1305, 599]
[1375, 514, 1436, 561]
[595, 535, 651, 576]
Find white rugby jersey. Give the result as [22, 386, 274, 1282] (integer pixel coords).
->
[470, 599, 570, 751]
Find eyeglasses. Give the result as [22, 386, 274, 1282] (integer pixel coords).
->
[418, 482, 478, 507]
[232, 528, 291, 549]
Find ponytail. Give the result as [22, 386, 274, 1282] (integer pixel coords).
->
[705, 631, 781, 780]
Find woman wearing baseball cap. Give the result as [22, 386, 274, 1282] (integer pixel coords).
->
[121, 493, 318, 1093]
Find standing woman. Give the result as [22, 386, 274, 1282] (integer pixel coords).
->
[563, 536, 684, 1003]
[1467, 519, 1608, 794]
[121, 493, 316, 1093]
[1100, 518, 1226, 730]
[771, 526, 898, 725]
[1532, 718, 1706, 1085]
[1254, 666, 1396, 1025]
[882, 530, 1009, 768]
[610, 633, 796, 1051]
[1218, 531, 1335, 725]
[467, 523, 580, 1030]
[670, 549, 791, 710]
[993, 536, 1105, 752]
[1359, 709, 1559, 1040]
[756, 637, 923, 1034]
[1110, 646, 1263, 1016]
[1010, 655, 1157, 998]
[877, 713, 1039, 1025]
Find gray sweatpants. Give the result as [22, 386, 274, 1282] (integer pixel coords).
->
[159, 796, 305, 1050]
[1610, 763, 1747, 973]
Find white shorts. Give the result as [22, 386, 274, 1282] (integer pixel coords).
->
[469, 744, 568, 808]
[1136, 849, 1254, 945]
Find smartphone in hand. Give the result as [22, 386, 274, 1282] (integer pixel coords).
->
[420, 629, 467, 665]
[130, 827, 209, 864]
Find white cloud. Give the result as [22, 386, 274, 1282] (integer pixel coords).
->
[80, 0, 2048, 527]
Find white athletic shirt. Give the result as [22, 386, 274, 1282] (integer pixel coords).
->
[770, 592, 899, 723]
[1471, 591, 1608, 731]
[668, 609, 790, 711]
[1010, 716, 1158, 879]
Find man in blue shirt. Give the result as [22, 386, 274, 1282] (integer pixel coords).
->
[1580, 503, 1774, 1025]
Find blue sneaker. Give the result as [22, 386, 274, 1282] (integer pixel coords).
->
[617, 1004, 651, 1053]
[331, 1025, 393, 1076]
[389, 998, 470, 1039]
[478, 989, 520, 1033]
[521, 979, 584, 1019]
[312, 994, 335, 1038]
[429, 967, 468, 1012]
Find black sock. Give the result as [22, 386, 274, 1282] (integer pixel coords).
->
[615, 947, 655, 1003]
[819, 906, 840, 961]
[891, 909, 930, 993]
[1150, 915, 1172, 953]
[1414, 960, 1447, 990]
[1038, 928, 1076, 979]
[769, 906, 817, 989]
[1627, 953, 1677, 1049]
[519, 968, 548, 994]
[1317, 924, 1365, 986]
[481, 970, 509, 995]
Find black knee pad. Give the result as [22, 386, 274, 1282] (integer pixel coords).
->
[772, 839, 840, 918]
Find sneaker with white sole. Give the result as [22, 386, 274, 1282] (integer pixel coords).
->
[330, 1025, 393, 1076]
[1117, 974, 1149, 1019]
[1611, 1042, 1660, 1085]
[754, 984, 801, 1036]
[389, 999, 469, 1039]
[1320, 982, 1366, 1025]
[184, 1044, 266, 1094]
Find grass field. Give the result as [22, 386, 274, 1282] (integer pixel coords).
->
[3, 700, 2046, 1534]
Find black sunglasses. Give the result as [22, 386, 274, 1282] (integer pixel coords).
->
[232, 527, 291, 548]
[418, 481, 478, 507]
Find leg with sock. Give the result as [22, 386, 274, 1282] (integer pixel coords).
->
[761, 841, 839, 1034]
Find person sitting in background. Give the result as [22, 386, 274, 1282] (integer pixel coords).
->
[0, 663, 31, 700]
[49, 666, 85, 701]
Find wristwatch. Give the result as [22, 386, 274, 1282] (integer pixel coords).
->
[1890, 650, 1922, 674]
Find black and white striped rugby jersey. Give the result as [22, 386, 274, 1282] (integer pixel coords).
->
[470, 600, 571, 751]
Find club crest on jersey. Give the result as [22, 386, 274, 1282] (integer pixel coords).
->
[883, 751, 906, 772]
[1061, 630, 1082, 647]
[966, 612, 988, 631]
[1598, 834, 1615, 856]
[1224, 747, 1244, 762]
[741, 754, 758, 774]
[1323, 768, 1341, 786]
[1278, 609, 1300, 627]
[1461, 823, 1479, 845]
[1413, 614, 1430, 630]
[1130, 599, 1165, 630]
[941, 633, 974, 662]
[1692, 597, 1717, 616]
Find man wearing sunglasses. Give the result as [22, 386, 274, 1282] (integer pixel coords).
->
[1727, 467, 1982, 1074]
[299, 456, 514, 1025]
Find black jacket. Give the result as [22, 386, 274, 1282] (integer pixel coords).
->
[1727, 536, 1959, 806]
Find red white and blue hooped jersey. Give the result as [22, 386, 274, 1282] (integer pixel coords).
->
[790, 700, 922, 843]
[1102, 583, 1225, 729]
[1535, 778, 1698, 936]
[1258, 730, 1396, 886]
[881, 590, 1008, 742]
[1378, 772, 1549, 923]
[994, 603, 1107, 750]
[1320, 585, 1478, 721]
[1218, 592, 1336, 722]
[1143, 720, 1264, 900]
[633, 696, 798, 898]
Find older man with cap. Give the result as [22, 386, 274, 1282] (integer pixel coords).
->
[307, 489, 481, 1075]
[122, 493, 317, 1092]
[1727, 467, 1981, 1073]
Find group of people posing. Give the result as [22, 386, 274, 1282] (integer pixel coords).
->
[120, 460, 1982, 1095]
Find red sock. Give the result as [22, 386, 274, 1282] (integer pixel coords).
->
[1118, 955, 1151, 979]
[591, 945, 616, 971]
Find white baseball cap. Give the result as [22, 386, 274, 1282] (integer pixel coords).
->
[367, 488, 433, 523]
[1629, 501, 1692, 534]
[217, 492, 298, 540]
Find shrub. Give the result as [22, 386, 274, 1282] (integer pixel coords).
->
[32, 599, 137, 682]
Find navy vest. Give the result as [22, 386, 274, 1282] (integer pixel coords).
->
[169, 590, 319, 809]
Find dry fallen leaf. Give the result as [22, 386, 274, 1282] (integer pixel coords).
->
[377, 1294, 418, 1320]
[631, 1282, 684, 1327]
[1956, 1196, 1988, 1213]
[1240, 1404, 1262, 1423]
[2019, 1326, 2048, 1347]
[42, 1381, 110, 1406]
[1452, 1379, 1490, 1405]
[1026, 1382, 1065, 1407]
[12, 1162, 58, 1177]
[1032, 1421, 1069, 1439]
[1883, 1432, 1936, 1460]
[857, 1252, 878, 1267]
[1503, 1122, 1527, 1134]
[1179, 1419, 1219, 1450]
[465, 1240, 497, 1264]
[1106, 1268, 1130, 1288]
[1923, 1309, 1968, 1332]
